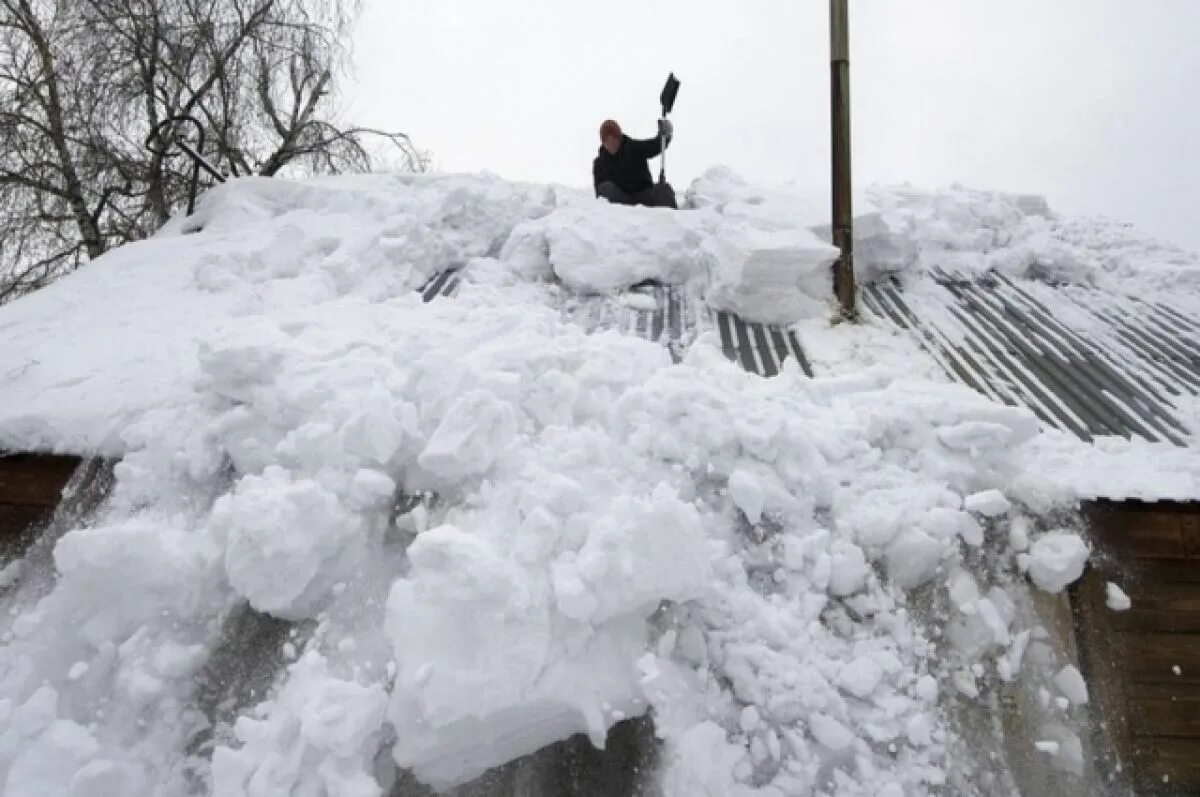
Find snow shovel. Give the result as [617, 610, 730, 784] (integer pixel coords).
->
[658, 72, 680, 185]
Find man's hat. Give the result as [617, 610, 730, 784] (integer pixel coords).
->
[599, 120, 622, 140]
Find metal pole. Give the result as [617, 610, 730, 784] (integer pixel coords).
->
[659, 123, 667, 184]
[830, 0, 857, 320]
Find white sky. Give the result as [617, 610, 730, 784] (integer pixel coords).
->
[346, 1, 1200, 252]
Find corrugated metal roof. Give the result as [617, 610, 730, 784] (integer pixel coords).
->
[864, 271, 1199, 445]
[560, 283, 813, 377]
[419, 268, 461, 302]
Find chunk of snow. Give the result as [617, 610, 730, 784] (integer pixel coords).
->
[1106, 582, 1132, 611]
[701, 224, 839, 324]
[739, 706, 761, 733]
[808, 712, 855, 752]
[885, 530, 945, 589]
[1052, 665, 1089, 705]
[1026, 532, 1089, 593]
[417, 389, 517, 480]
[728, 469, 764, 524]
[828, 541, 869, 597]
[504, 203, 709, 294]
[215, 468, 366, 619]
[948, 571, 981, 612]
[964, 489, 1011, 517]
[1009, 515, 1031, 552]
[837, 658, 885, 700]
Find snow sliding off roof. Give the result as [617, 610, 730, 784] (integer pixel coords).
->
[0, 169, 1198, 795]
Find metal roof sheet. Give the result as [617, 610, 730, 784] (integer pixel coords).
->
[864, 271, 1199, 445]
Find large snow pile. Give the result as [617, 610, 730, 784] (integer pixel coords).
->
[0, 169, 1195, 796]
[862, 183, 1200, 289]
[500, 171, 841, 323]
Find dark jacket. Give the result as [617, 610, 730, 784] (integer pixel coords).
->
[593, 134, 671, 195]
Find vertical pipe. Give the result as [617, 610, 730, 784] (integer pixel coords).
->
[830, 0, 857, 319]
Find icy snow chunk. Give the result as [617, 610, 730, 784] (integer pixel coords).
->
[937, 421, 1020, 451]
[556, 485, 712, 624]
[884, 530, 945, 589]
[964, 489, 1010, 517]
[905, 713, 934, 747]
[417, 389, 517, 480]
[948, 571, 981, 612]
[52, 520, 221, 644]
[1106, 582, 1132, 611]
[677, 625, 707, 665]
[347, 468, 396, 511]
[809, 712, 855, 752]
[504, 203, 709, 294]
[212, 652, 386, 796]
[1026, 531, 1089, 593]
[8, 728, 92, 792]
[385, 515, 669, 788]
[1036, 725, 1085, 776]
[975, 597, 1012, 646]
[997, 630, 1032, 682]
[1052, 665, 1089, 705]
[1009, 515, 1031, 552]
[70, 760, 147, 795]
[660, 721, 757, 797]
[922, 507, 980, 545]
[828, 541, 869, 597]
[702, 224, 839, 324]
[619, 290, 658, 311]
[836, 657, 884, 699]
[915, 675, 939, 703]
[953, 669, 980, 698]
[338, 388, 415, 466]
[686, 166, 831, 229]
[728, 469, 765, 525]
[387, 524, 553, 720]
[216, 467, 366, 619]
[385, 488, 709, 788]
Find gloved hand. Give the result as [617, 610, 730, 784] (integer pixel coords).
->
[658, 118, 674, 138]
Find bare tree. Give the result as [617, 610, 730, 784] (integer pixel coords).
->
[0, 0, 427, 304]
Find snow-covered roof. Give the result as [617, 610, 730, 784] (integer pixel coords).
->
[0, 169, 1199, 795]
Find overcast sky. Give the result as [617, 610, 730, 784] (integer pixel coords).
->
[346, 1, 1200, 252]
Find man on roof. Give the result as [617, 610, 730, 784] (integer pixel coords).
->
[593, 119, 677, 209]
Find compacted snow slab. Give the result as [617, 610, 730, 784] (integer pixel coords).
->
[500, 186, 841, 324]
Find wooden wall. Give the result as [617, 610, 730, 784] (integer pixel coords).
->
[0, 453, 82, 562]
[1077, 500, 1200, 795]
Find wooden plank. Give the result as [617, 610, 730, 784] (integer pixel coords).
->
[1129, 693, 1200, 738]
[1069, 567, 1134, 787]
[1116, 579, 1200, 614]
[1182, 515, 1200, 559]
[0, 454, 81, 506]
[1130, 736, 1200, 792]
[1088, 506, 1184, 559]
[1119, 632, 1200, 684]
[0, 505, 53, 560]
[0, 503, 51, 533]
[1112, 610, 1200, 633]
[1127, 559, 1200, 585]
